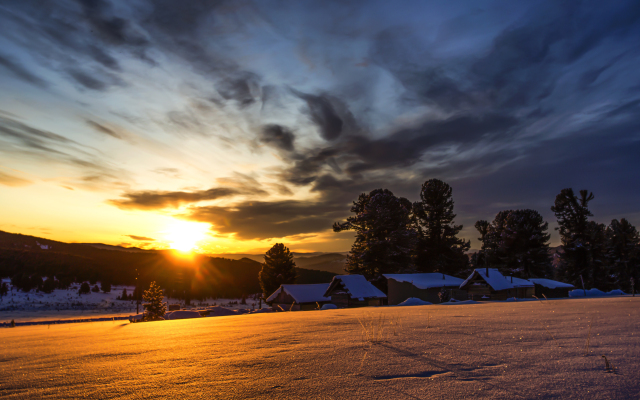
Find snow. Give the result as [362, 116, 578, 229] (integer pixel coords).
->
[164, 310, 201, 320]
[529, 278, 575, 289]
[326, 275, 386, 299]
[2, 297, 638, 398]
[321, 303, 338, 310]
[607, 289, 627, 296]
[266, 283, 331, 304]
[383, 273, 464, 289]
[205, 306, 239, 317]
[460, 269, 534, 291]
[440, 300, 480, 305]
[397, 297, 432, 306]
[569, 288, 628, 297]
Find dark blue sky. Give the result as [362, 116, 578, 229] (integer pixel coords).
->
[0, 0, 639, 252]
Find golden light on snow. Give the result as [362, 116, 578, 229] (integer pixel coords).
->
[163, 219, 210, 252]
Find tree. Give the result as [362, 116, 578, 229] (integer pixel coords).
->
[100, 281, 112, 293]
[259, 243, 297, 296]
[142, 281, 166, 321]
[0, 282, 8, 299]
[413, 179, 470, 275]
[78, 282, 91, 295]
[482, 209, 551, 278]
[41, 278, 57, 294]
[91, 284, 100, 293]
[333, 188, 416, 279]
[121, 288, 128, 300]
[606, 218, 640, 292]
[473, 220, 490, 268]
[551, 188, 603, 287]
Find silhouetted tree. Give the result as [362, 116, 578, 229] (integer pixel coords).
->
[0, 282, 8, 299]
[606, 218, 640, 292]
[551, 188, 603, 287]
[334, 189, 416, 279]
[41, 278, 57, 294]
[91, 284, 100, 293]
[78, 282, 91, 295]
[100, 281, 111, 293]
[142, 281, 166, 321]
[413, 179, 470, 276]
[121, 288, 128, 300]
[483, 209, 551, 278]
[473, 220, 490, 268]
[259, 243, 297, 296]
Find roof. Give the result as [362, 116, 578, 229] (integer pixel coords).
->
[266, 283, 331, 304]
[460, 268, 534, 291]
[383, 273, 464, 289]
[529, 278, 575, 289]
[324, 275, 386, 300]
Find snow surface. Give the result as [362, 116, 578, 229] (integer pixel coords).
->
[165, 310, 201, 320]
[461, 269, 534, 291]
[266, 283, 331, 304]
[568, 288, 628, 297]
[383, 273, 464, 289]
[1, 297, 638, 399]
[397, 297, 432, 306]
[326, 275, 386, 299]
[321, 303, 338, 310]
[529, 278, 575, 289]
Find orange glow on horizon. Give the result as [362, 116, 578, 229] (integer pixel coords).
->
[162, 220, 210, 253]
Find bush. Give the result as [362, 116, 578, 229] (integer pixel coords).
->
[78, 282, 91, 295]
[91, 285, 100, 293]
[41, 279, 57, 294]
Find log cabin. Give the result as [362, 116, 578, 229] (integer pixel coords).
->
[266, 283, 331, 311]
[383, 273, 467, 304]
[529, 278, 575, 298]
[460, 268, 534, 301]
[324, 275, 386, 308]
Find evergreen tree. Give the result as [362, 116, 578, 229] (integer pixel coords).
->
[259, 243, 297, 296]
[41, 278, 57, 294]
[100, 281, 111, 293]
[606, 218, 639, 292]
[551, 188, 602, 287]
[473, 220, 490, 268]
[0, 282, 8, 299]
[412, 179, 470, 276]
[142, 281, 166, 321]
[78, 282, 91, 295]
[334, 188, 416, 279]
[486, 209, 551, 278]
[91, 284, 100, 293]
[121, 288, 128, 300]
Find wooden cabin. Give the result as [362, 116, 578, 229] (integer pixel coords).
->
[266, 283, 331, 311]
[383, 273, 467, 304]
[324, 275, 386, 308]
[460, 268, 534, 301]
[529, 278, 575, 298]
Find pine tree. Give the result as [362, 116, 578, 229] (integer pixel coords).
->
[142, 281, 166, 321]
[91, 284, 100, 293]
[0, 282, 8, 299]
[483, 209, 551, 278]
[473, 220, 490, 268]
[551, 188, 600, 287]
[259, 243, 297, 296]
[121, 288, 128, 300]
[605, 218, 639, 292]
[333, 188, 416, 279]
[413, 179, 470, 276]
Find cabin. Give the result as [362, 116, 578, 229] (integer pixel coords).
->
[266, 283, 331, 311]
[460, 268, 534, 301]
[529, 278, 575, 298]
[324, 275, 386, 308]
[383, 273, 467, 304]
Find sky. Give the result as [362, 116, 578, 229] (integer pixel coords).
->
[1, 0, 639, 254]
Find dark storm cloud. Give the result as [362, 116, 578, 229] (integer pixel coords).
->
[0, 54, 47, 87]
[259, 124, 295, 152]
[185, 200, 346, 240]
[109, 186, 269, 210]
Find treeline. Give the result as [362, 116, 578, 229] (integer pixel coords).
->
[0, 232, 336, 299]
[335, 180, 640, 292]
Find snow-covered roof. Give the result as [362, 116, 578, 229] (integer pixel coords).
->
[383, 273, 464, 289]
[266, 283, 331, 304]
[529, 278, 574, 289]
[324, 275, 386, 299]
[460, 268, 534, 291]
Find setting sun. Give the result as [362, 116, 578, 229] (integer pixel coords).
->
[163, 220, 210, 252]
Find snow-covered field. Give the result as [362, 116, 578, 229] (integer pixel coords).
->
[0, 280, 265, 323]
[1, 297, 638, 399]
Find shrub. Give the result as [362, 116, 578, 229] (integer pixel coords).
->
[78, 282, 91, 295]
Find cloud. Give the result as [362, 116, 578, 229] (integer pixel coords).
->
[0, 53, 47, 87]
[259, 124, 295, 151]
[109, 186, 268, 210]
[86, 120, 121, 139]
[126, 235, 155, 241]
[0, 171, 33, 187]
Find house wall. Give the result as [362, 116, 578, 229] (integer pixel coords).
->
[534, 285, 570, 298]
[387, 280, 466, 304]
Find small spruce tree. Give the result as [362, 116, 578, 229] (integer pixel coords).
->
[91, 284, 100, 293]
[142, 281, 166, 321]
[78, 282, 91, 295]
[121, 288, 128, 300]
[259, 243, 297, 296]
[0, 282, 8, 299]
[100, 281, 112, 293]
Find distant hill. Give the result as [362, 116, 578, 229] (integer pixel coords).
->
[0, 230, 336, 298]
